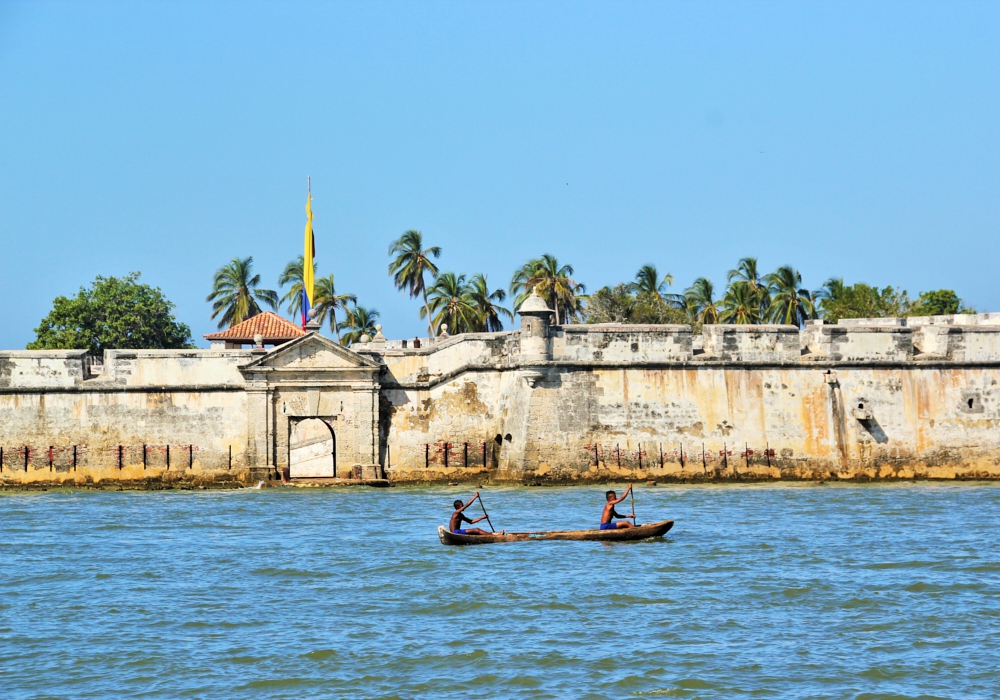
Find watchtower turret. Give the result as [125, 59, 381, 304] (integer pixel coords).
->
[518, 290, 553, 361]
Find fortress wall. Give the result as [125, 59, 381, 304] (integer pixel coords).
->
[5, 323, 1000, 487]
[0, 388, 250, 485]
[382, 362, 1000, 483]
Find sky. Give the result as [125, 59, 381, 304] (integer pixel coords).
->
[1, 0, 998, 348]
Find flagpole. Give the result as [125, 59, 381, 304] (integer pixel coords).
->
[308, 175, 310, 193]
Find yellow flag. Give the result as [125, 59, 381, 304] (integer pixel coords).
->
[303, 191, 315, 312]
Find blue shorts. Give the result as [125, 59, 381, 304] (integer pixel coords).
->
[452, 529, 468, 535]
[599, 523, 617, 530]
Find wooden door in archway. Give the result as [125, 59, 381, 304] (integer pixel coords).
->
[289, 418, 336, 478]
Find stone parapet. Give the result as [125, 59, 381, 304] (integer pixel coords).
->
[802, 323, 913, 363]
[701, 325, 800, 362]
[553, 324, 692, 363]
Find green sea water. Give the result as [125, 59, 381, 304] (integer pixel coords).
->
[2, 483, 999, 699]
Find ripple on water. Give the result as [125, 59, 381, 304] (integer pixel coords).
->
[1, 484, 1000, 698]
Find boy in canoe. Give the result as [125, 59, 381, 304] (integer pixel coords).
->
[450, 491, 505, 536]
[600, 484, 635, 529]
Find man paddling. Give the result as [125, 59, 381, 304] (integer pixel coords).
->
[450, 492, 505, 536]
[600, 484, 635, 529]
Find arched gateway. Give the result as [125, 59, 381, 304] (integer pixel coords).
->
[289, 418, 336, 477]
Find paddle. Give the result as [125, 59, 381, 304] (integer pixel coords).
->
[629, 483, 637, 526]
[478, 492, 496, 533]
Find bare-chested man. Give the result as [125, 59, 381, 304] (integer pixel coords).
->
[450, 491, 505, 536]
[600, 484, 635, 529]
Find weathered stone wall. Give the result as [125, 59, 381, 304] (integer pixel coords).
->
[4, 316, 1000, 488]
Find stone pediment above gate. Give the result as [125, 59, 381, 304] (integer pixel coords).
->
[240, 332, 380, 381]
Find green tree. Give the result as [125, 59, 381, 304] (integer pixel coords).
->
[278, 255, 307, 320]
[727, 257, 770, 316]
[765, 265, 814, 327]
[388, 230, 441, 337]
[28, 272, 193, 355]
[585, 283, 687, 324]
[337, 304, 380, 346]
[719, 282, 761, 324]
[312, 274, 356, 342]
[510, 254, 587, 325]
[818, 283, 911, 323]
[467, 273, 512, 332]
[206, 256, 278, 329]
[424, 272, 480, 335]
[908, 289, 972, 317]
[684, 277, 721, 325]
[585, 284, 638, 323]
[814, 277, 846, 319]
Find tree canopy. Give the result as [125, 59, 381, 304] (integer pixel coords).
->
[28, 273, 193, 355]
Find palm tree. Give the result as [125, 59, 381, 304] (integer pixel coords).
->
[278, 255, 307, 321]
[337, 304, 380, 346]
[312, 274, 356, 342]
[814, 277, 846, 320]
[727, 256, 770, 315]
[630, 264, 683, 310]
[206, 256, 278, 329]
[510, 254, 587, 325]
[468, 273, 512, 332]
[388, 230, 441, 336]
[684, 277, 721, 324]
[424, 272, 480, 335]
[719, 282, 760, 324]
[765, 265, 815, 327]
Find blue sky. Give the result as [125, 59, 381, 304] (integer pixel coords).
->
[1, 1, 998, 348]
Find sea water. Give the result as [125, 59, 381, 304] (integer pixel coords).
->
[2, 483, 999, 699]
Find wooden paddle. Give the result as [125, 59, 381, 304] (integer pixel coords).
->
[629, 483, 637, 526]
[478, 492, 496, 533]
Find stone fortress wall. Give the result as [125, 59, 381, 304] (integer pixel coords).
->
[3, 303, 1000, 487]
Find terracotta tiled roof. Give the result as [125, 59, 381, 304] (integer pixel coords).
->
[204, 311, 307, 341]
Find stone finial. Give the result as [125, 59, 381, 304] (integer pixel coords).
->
[439, 323, 450, 338]
[252, 333, 264, 350]
[305, 307, 322, 332]
[372, 324, 386, 342]
[359, 333, 371, 344]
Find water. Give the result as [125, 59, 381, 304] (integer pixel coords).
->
[2, 484, 999, 699]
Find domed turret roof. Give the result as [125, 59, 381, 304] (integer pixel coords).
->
[518, 290, 553, 314]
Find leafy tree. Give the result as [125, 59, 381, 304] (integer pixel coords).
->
[388, 230, 441, 337]
[312, 274, 356, 342]
[684, 277, 721, 325]
[908, 289, 972, 317]
[424, 272, 479, 335]
[819, 283, 911, 323]
[719, 282, 761, 324]
[467, 273, 511, 332]
[765, 265, 814, 327]
[337, 304, 380, 346]
[586, 284, 640, 324]
[510, 254, 587, 325]
[206, 256, 278, 329]
[585, 283, 686, 324]
[28, 272, 193, 355]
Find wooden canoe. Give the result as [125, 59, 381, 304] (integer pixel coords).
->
[437, 519, 674, 546]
